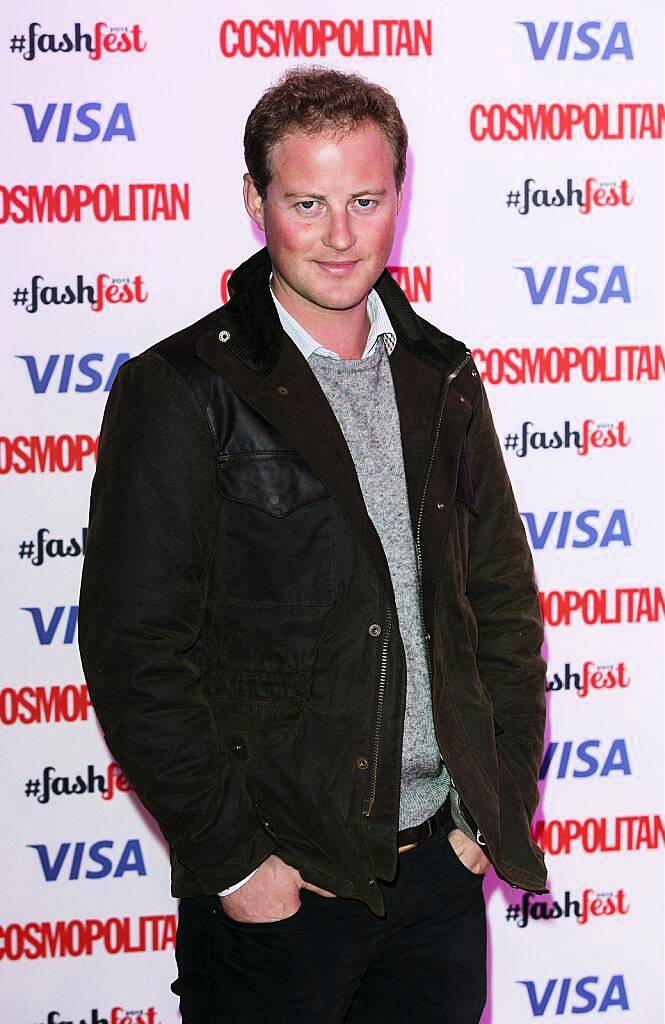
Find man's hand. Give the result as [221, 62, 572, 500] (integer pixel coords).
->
[218, 853, 337, 923]
[446, 828, 492, 875]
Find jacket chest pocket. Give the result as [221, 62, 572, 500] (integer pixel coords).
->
[217, 453, 335, 607]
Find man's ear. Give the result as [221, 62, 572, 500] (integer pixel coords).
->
[243, 173, 266, 231]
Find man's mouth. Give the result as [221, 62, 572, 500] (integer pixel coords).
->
[315, 260, 359, 276]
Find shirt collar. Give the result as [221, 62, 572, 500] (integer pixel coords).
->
[268, 270, 397, 362]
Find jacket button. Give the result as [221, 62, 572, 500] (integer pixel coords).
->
[423, 631, 431, 641]
[471, 369, 478, 377]
[436, 501, 446, 510]
[459, 394, 467, 403]
[218, 330, 230, 342]
[277, 385, 289, 395]
[356, 757, 369, 770]
[368, 623, 382, 636]
[368, 878, 376, 886]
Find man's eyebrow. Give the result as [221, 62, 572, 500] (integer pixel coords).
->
[284, 189, 388, 199]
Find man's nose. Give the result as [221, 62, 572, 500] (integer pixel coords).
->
[322, 209, 355, 252]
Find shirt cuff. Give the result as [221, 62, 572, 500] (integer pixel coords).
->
[217, 867, 259, 897]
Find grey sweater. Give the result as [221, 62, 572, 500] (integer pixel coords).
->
[309, 340, 451, 829]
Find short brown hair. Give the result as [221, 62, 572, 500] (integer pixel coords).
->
[244, 65, 408, 199]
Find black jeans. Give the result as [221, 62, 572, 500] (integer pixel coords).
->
[171, 822, 487, 1023]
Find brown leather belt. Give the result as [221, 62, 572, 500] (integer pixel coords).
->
[397, 793, 452, 853]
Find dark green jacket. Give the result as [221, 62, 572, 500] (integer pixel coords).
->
[78, 246, 549, 915]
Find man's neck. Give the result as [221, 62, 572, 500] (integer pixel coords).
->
[270, 269, 371, 361]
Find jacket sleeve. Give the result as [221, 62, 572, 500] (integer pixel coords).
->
[464, 370, 547, 828]
[78, 350, 275, 893]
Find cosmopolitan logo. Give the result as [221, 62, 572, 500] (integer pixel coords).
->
[518, 20, 633, 61]
[471, 344, 665, 384]
[18, 527, 87, 565]
[219, 19, 432, 57]
[0, 913, 175, 960]
[37, 1011, 161, 1024]
[506, 177, 633, 215]
[0, 183, 189, 224]
[1, 685, 91, 726]
[23, 605, 78, 645]
[24, 763, 131, 804]
[219, 264, 431, 304]
[532, 814, 665, 854]
[14, 275, 146, 314]
[516, 264, 630, 305]
[518, 975, 629, 1017]
[470, 102, 664, 141]
[28, 839, 146, 881]
[539, 587, 664, 626]
[546, 661, 630, 699]
[14, 103, 135, 143]
[504, 419, 630, 458]
[19, 353, 130, 391]
[506, 887, 629, 929]
[540, 739, 630, 780]
[38, 1011, 161, 1024]
[1, 436, 97, 473]
[9, 22, 146, 61]
[521, 508, 630, 549]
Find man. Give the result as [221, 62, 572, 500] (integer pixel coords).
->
[78, 66, 549, 1023]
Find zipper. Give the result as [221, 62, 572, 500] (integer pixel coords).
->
[362, 605, 392, 816]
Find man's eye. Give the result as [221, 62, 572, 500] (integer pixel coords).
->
[355, 198, 376, 209]
[296, 200, 320, 212]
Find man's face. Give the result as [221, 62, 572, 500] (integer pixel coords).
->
[243, 121, 403, 313]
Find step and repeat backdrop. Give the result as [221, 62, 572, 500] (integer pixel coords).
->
[2, 2, 664, 1022]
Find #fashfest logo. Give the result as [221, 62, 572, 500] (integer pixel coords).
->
[24, 764, 131, 804]
[0, 183, 189, 224]
[516, 264, 631, 305]
[532, 814, 664, 855]
[471, 344, 665, 385]
[219, 19, 431, 57]
[219, 264, 432, 305]
[18, 527, 87, 564]
[539, 739, 630, 780]
[9, 22, 146, 61]
[518, 975, 629, 1017]
[19, 355, 129, 392]
[521, 508, 630, 550]
[28, 839, 146, 881]
[36, 1010, 161, 1024]
[0, 913, 176, 960]
[506, 887, 629, 928]
[539, 587, 664, 626]
[503, 419, 630, 457]
[13, 275, 147, 313]
[506, 177, 633, 215]
[470, 102, 663, 141]
[546, 661, 630, 698]
[1, 684, 91, 726]
[14, 103, 136, 143]
[0, 436, 97, 473]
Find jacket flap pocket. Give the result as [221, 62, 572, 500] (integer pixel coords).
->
[218, 454, 330, 517]
[454, 447, 479, 516]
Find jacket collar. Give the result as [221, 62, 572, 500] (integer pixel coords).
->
[196, 245, 462, 379]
